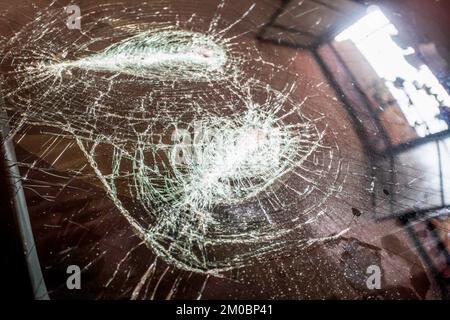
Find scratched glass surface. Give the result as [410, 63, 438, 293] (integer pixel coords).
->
[0, 0, 449, 299]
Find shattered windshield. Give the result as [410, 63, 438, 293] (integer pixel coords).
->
[0, 0, 449, 300]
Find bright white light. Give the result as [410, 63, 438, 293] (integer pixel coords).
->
[336, 5, 450, 137]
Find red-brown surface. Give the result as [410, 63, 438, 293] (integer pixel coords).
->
[0, 0, 449, 299]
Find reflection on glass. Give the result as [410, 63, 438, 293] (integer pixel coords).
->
[335, 5, 450, 137]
